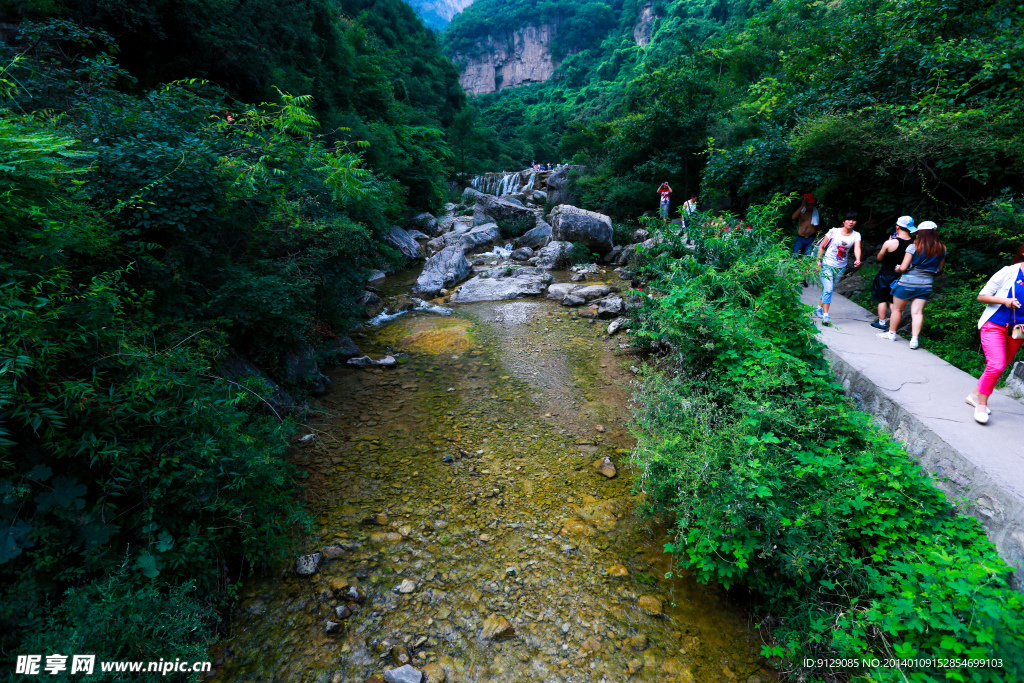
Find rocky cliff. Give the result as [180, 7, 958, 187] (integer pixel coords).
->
[454, 25, 557, 94]
[633, 3, 655, 47]
[405, 0, 477, 29]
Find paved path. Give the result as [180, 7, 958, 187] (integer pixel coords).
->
[801, 287, 1024, 585]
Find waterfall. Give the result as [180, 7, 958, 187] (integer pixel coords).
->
[526, 172, 536, 192]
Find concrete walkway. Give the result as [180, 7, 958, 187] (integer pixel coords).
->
[801, 287, 1024, 588]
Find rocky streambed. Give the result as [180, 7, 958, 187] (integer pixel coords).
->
[210, 270, 775, 683]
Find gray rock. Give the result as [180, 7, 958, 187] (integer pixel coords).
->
[607, 318, 626, 335]
[574, 285, 613, 301]
[406, 229, 430, 242]
[545, 165, 583, 205]
[630, 228, 651, 244]
[561, 294, 586, 307]
[615, 267, 635, 280]
[617, 244, 638, 266]
[458, 223, 502, 255]
[597, 296, 624, 319]
[426, 223, 474, 255]
[397, 579, 417, 594]
[473, 194, 536, 229]
[602, 246, 623, 264]
[450, 267, 553, 304]
[535, 240, 573, 269]
[515, 221, 553, 250]
[571, 272, 587, 282]
[531, 189, 548, 204]
[409, 212, 438, 235]
[462, 187, 485, 203]
[505, 196, 525, 207]
[358, 290, 385, 318]
[546, 283, 580, 301]
[218, 352, 296, 416]
[320, 336, 360, 364]
[281, 341, 330, 393]
[323, 619, 342, 633]
[347, 355, 397, 368]
[295, 553, 321, 576]
[412, 245, 473, 298]
[383, 225, 423, 260]
[549, 205, 614, 254]
[367, 269, 386, 282]
[510, 247, 534, 261]
[384, 665, 424, 683]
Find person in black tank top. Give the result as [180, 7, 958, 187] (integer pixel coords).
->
[869, 217, 916, 330]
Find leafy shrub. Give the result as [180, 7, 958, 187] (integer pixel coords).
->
[630, 194, 1024, 680]
[496, 214, 534, 240]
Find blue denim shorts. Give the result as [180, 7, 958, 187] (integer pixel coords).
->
[891, 282, 933, 301]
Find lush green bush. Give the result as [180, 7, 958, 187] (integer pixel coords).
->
[630, 195, 1024, 680]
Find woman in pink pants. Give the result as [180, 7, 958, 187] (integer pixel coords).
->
[967, 244, 1024, 424]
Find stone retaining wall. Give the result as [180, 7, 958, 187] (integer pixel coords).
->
[824, 348, 1024, 592]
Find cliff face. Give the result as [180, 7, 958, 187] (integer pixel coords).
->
[633, 3, 655, 47]
[454, 25, 557, 95]
[406, 0, 477, 29]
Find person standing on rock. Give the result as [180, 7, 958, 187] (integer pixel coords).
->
[658, 182, 673, 221]
[869, 216, 916, 330]
[876, 221, 946, 349]
[814, 212, 862, 326]
[966, 244, 1024, 424]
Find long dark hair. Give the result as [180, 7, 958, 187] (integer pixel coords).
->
[915, 229, 945, 258]
[1013, 243, 1024, 264]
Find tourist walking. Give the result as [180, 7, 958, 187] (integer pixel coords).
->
[869, 216, 915, 330]
[965, 245, 1024, 424]
[814, 212, 862, 326]
[658, 182, 673, 221]
[792, 194, 820, 257]
[876, 221, 946, 348]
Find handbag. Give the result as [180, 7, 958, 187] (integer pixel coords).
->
[1011, 280, 1024, 340]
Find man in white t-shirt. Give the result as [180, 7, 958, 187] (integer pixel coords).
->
[814, 211, 862, 325]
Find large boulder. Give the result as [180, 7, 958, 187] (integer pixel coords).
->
[281, 341, 330, 394]
[219, 351, 296, 416]
[457, 223, 502, 255]
[545, 165, 583, 205]
[409, 212, 438, 235]
[549, 205, 614, 254]
[462, 187, 485, 204]
[358, 290, 385, 318]
[515, 221, 552, 250]
[535, 240, 573, 269]
[426, 224, 474, 255]
[473, 194, 537, 230]
[382, 226, 423, 260]
[412, 245, 473, 298]
[449, 266, 552, 303]
[320, 336, 361, 365]
[510, 247, 534, 261]
[531, 189, 548, 204]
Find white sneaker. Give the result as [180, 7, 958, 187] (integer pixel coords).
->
[814, 306, 824, 318]
[965, 394, 991, 415]
[974, 408, 989, 424]
[821, 315, 831, 325]
[909, 337, 919, 349]
[876, 331, 896, 341]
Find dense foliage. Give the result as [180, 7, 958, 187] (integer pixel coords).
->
[1, 2, 460, 667]
[630, 198, 1024, 681]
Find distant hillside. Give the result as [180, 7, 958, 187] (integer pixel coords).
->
[406, 0, 477, 29]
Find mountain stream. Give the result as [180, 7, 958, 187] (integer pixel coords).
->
[211, 271, 775, 683]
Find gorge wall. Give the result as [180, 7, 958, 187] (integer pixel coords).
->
[454, 25, 558, 94]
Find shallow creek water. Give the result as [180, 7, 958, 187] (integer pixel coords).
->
[212, 272, 775, 683]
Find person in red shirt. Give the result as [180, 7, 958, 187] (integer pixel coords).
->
[658, 182, 673, 221]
